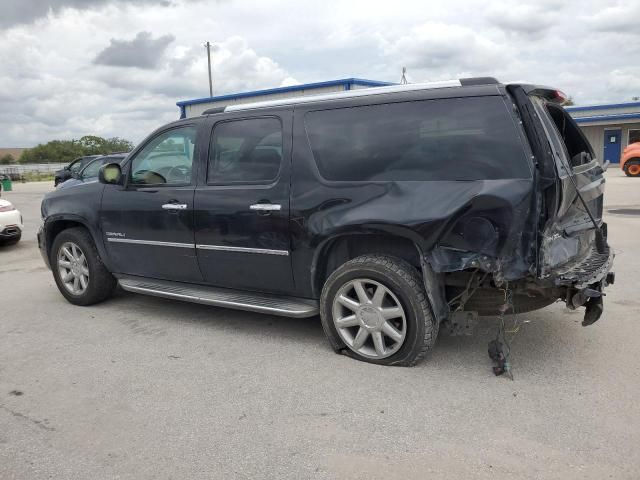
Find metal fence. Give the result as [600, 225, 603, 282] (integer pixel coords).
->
[0, 163, 66, 181]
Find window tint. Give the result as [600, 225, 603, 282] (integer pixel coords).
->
[208, 118, 282, 184]
[69, 158, 86, 174]
[80, 159, 102, 179]
[130, 126, 196, 185]
[304, 97, 531, 181]
[81, 156, 124, 179]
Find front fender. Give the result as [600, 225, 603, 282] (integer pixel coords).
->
[42, 214, 112, 272]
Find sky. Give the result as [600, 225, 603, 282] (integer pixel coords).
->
[0, 0, 638, 147]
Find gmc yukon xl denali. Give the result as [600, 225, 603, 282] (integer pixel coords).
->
[38, 77, 614, 366]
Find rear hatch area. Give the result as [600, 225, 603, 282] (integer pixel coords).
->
[529, 94, 614, 323]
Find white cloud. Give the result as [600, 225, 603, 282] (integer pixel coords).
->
[583, 3, 640, 32]
[486, 3, 558, 37]
[94, 31, 175, 69]
[381, 22, 505, 78]
[0, 0, 638, 147]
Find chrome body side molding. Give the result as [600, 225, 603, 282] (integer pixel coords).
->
[106, 238, 194, 248]
[195, 244, 289, 256]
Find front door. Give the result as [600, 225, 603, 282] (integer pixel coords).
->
[603, 129, 622, 164]
[101, 125, 202, 283]
[193, 113, 294, 294]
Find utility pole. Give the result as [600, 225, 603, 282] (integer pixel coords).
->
[205, 41, 213, 97]
[400, 67, 408, 84]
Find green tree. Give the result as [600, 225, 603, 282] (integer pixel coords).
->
[564, 96, 575, 106]
[19, 140, 85, 163]
[0, 154, 15, 165]
[103, 137, 135, 153]
[19, 135, 135, 163]
[78, 135, 106, 154]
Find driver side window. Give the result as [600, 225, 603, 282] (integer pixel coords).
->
[130, 126, 197, 186]
[69, 159, 83, 174]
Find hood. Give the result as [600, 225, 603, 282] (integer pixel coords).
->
[0, 198, 15, 209]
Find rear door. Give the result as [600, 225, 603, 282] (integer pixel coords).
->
[193, 111, 294, 294]
[100, 124, 203, 282]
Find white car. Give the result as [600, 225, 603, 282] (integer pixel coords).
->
[0, 198, 23, 245]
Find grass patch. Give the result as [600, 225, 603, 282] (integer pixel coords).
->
[20, 172, 55, 182]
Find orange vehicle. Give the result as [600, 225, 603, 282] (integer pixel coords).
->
[621, 142, 640, 177]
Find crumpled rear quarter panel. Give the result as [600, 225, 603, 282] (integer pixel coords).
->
[290, 176, 536, 294]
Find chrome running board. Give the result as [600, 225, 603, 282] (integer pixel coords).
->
[117, 275, 319, 318]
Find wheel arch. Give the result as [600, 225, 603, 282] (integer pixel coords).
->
[310, 231, 449, 322]
[44, 215, 110, 269]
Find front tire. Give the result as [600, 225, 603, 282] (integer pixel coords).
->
[50, 227, 116, 306]
[320, 255, 437, 366]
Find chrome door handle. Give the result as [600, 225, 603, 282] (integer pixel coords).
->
[250, 203, 281, 211]
[162, 203, 188, 210]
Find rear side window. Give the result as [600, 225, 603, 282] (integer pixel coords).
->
[304, 96, 530, 181]
[208, 117, 282, 184]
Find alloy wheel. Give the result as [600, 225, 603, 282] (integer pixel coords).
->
[332, 278, 407, 359]
[57, 241, 89, 295]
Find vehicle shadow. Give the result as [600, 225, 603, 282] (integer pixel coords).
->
[103, 289, 581, 374]
[430, 304, 584, 376]
[107, 288, 327, 347]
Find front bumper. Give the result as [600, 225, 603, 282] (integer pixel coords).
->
[0, 225, 21, 239]
[37, 223, 51, 269]
[0, 209, 23, 240]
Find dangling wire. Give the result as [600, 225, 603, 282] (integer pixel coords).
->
[490, 284, 515, 380]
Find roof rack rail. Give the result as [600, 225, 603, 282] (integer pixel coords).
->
[459, 77, 500, 86]
[195, 77, 500, 115]
[202, 107, 226, 115]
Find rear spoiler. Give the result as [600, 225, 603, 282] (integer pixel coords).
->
[510, 83, 569, 105]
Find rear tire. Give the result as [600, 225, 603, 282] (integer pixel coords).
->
[624, 159, 640, 177]
[50, 227, 116, 306]
[320, 255, 438, 367]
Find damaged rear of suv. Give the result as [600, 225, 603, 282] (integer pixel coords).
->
[39, 77, 613, 367]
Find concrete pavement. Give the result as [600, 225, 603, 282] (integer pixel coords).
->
[1, 173, 639, 479]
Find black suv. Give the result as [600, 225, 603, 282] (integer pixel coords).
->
[38, 78, 614, 366]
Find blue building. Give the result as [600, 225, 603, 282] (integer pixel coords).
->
[176, 78, 392, 119]
[565, 102, 640, 164]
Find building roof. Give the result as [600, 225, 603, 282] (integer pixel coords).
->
[176, 78, 394, 109]
[566, 101, 640, 125]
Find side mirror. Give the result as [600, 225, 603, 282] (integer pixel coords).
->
[99, 163, 123, 185]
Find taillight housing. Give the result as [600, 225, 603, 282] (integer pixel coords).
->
[0, 204, 16, 212]
[554, 90, 568, 105]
